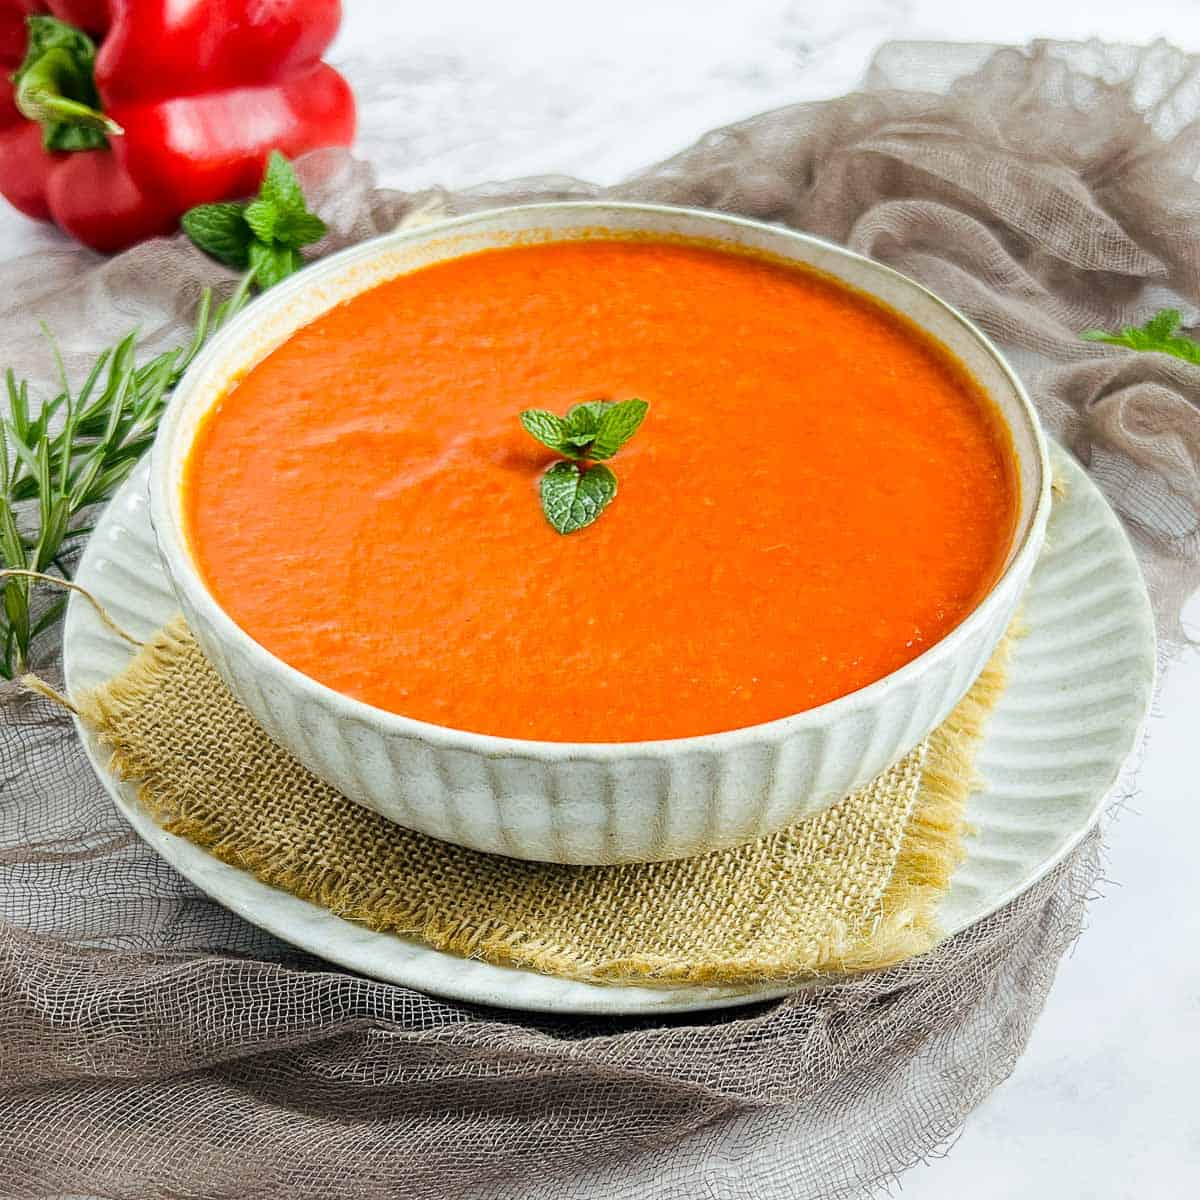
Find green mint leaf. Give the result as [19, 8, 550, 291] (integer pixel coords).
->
[587, 397, 649, 460]
[1160, 336, 1200, 364]
[562, 403, 600, 449]
[1082, 309, 1200, 365]
[566, 403, 603, 427]
[539, 461, 617, 534]
[1145, 309, 1182, 341]
[567, 402, 607, 420]
[182, 202, 253, 268]
[243, 151, 326, 249]
[259, 149, 307, 214]
[1082, 326, 1160, 350]
[520, 409, 571, 454]
[244, 190, 325, 255]
[248, 241, 302, 291]
[243, 198, 279, 244]
[273, 207, 327, 248]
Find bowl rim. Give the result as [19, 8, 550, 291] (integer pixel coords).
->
[150, 199, 1053, 759]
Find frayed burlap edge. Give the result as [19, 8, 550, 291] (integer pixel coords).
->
[831, 631, 1012, 975]
[75, 619, 1011, 986]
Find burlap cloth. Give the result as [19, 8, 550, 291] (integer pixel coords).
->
[2, 39, 1198, 1200]
[75, 619, 1012, 986]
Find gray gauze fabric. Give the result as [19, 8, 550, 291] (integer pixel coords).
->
[0, 39, 1196, 1200]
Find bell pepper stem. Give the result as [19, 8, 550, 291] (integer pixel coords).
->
[15, 47, 123, 139]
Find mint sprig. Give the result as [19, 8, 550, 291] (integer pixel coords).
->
[182, 151, 326, 290]
[1081, 309, 1200, 365]
[520, 398, 647, 461]
[520, 398, 647, 534]
[540, 461, 618, 535]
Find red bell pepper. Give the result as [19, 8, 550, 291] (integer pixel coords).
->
[0, 1, 354, 252]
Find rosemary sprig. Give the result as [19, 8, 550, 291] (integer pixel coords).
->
[0, 271, 255, 678]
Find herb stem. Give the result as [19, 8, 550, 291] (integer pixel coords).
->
[0, 280, 252, 677]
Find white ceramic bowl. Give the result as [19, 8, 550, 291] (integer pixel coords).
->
[150, 202, 1051, 865]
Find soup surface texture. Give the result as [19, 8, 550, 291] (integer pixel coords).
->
[185, 238, 1017, 742]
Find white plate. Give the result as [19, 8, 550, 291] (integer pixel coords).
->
[63, 447, 1154, 1014]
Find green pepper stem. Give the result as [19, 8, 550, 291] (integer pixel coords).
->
[15, 47, 123, 137]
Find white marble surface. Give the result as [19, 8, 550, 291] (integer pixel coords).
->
[4, 0, 1198, 1194]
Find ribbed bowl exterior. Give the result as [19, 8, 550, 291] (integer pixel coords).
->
[152, 202, 1050, 865]
[173, 560, 1030, 863]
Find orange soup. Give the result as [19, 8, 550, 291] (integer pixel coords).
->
[185, 239, 1017, 742]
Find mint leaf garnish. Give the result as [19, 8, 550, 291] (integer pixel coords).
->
[243, 198, 279, 244]
[245, 196, 326, 249]
[540, 461, 617, 534]
[520, 397, 647, 533]
[273, 207, 327, 247]
[182, 149, 325, 291]
[1145, 310, 1183, 341]
[181, 202, 253, 268]
[564, 402, 604, 448]
[259, 149, 307, 213]
[520, 409, 571, 454]
[522, 399, 648, 461]
[587, 398, 648, 460]
[248, 241, 303, 291]
[1082, 309, 1200, 365]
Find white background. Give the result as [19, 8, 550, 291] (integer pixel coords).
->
[2, 1, 1197, 1195]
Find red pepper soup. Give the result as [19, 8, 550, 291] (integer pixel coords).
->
[184, 238, 1018, 742]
